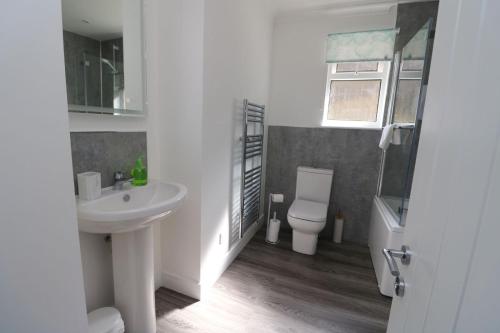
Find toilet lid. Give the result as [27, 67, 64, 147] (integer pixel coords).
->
[88, 307, 125, 333]
[288, 199, 328, 222]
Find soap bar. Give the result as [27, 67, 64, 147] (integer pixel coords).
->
[77, 172, 102, 201]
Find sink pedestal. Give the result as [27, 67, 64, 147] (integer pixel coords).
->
[112, 225, 156, 333]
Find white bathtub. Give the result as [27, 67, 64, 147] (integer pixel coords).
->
[368, 196, 405, 297]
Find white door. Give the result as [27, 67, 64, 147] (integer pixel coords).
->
[387, 0, 500, 332]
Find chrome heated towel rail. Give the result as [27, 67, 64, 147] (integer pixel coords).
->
[240, 99, 265, 238]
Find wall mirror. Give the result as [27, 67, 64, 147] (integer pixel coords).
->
[62, 0, 145, 116]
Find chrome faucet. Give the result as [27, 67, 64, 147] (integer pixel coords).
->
[113, 171, 131, 191]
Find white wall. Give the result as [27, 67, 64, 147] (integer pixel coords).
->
[268, 5, 397, 128]
[0, 1, 88, 332]
[151, 0, 205, 298]
[200, 0, 274, 289]
[143, 0, 274, 298]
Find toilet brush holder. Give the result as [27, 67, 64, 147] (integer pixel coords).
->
[266, 216, 281, 244]
[266, 193, 284, 244]
[333, 210, 345, 244]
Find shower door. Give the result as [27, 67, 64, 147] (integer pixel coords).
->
[379, 20, 434, 226]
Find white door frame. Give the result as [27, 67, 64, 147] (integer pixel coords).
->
[387, 0, 500, 332]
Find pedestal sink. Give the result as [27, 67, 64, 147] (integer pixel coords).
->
[77, 180, 187, 333]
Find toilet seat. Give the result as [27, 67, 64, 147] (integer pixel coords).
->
[288, 199, 327, 222]
[88, 307, 125, 333]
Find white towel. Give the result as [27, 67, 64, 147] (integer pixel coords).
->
[379, 124, 396, 150]
[392, 128, 402, 145]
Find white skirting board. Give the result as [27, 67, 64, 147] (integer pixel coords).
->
[161, 271, 202, 300]
[161, 217, 264, 300]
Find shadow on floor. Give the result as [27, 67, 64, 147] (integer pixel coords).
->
[155, 288, 199, 318]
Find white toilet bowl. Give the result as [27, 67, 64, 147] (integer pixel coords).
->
[88, 307, 125, 333]
[287, 167, 333, 255]
[288, 199, 327, 255]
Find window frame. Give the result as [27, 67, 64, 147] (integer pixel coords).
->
[322, 61, 391, 129]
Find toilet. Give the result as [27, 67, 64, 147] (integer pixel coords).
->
[88, 307, 125, 333]
[287, 167, 333, 255]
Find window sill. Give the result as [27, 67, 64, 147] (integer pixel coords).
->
[321, 120, 383, 130]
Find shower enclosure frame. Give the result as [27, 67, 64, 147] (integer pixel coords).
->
[375, 19, 434, 227]
[376, 51, 401, 198]
[369, 20, 435, 296]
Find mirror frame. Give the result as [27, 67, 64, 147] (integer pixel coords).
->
[65, 0, 147, 117]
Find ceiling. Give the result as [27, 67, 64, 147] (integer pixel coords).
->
[62, 0, 122, 41]
[269, 0, 437, 14]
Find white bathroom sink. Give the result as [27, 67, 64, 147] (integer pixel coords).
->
[77, 180, 187, 234]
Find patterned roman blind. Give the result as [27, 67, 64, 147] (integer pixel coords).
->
[326, 29, 397, 63]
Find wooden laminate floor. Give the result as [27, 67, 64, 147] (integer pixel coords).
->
[155, 230, 391, 333]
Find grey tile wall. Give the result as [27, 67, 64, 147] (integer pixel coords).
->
[380, 136, 412, 198]
[63, 31, 124, 108]
[70, 132, 147, 194]
[395, 2, 439, 52]
[63, 31, 101, 106]
[265, 126, 382, 245]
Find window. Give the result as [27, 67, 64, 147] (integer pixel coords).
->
[392, 59, 424, 123]
[322, 61, 391, 129]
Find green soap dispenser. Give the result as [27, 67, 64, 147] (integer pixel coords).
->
[131, 157, 148, 186]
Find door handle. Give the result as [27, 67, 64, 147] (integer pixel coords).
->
[383, 245, 411, 277]
[394, 276, 405, 297]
